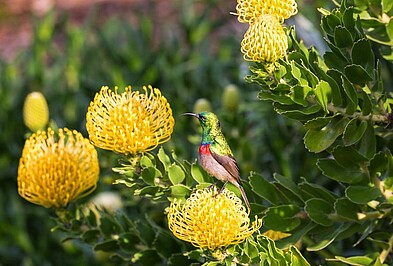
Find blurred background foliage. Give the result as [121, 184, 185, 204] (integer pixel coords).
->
[0, 0, 370, 265]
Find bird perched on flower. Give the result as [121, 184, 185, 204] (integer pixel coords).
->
[182, 111, 250, 211]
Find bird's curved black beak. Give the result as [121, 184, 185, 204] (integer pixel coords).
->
[181, 112, 200, 119]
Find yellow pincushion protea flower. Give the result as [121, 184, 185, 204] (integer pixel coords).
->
[167, 187, 262, 250]
[23, 91, 49, 132]
[235, 0, 298, 23]
[86, 85, 174, 155]
[241, 14, 288, 64]
[18, 128, 99, 208]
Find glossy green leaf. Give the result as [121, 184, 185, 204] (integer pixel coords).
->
[305, 198, 334, 226]
[343, 118, 368, 146]
[136, 186, 160, 196]
[140, 155, 154, 168]
[94, 239, 119, 252]
[314, 80, 331, 113]
[345, 186, 382, 204]
[157, 147, 171, 172]
[249, 172, 279, 205]
[274, 103, 322, 121]
[304, 117, 332, 130]
[304, 116, 348, 153]
[334, 198, 360, 221]
[168, 164, 185, 185]
[344, 64, 373, 85]
[332, 146, 368, 168]
[258, 91, 294, 105]
[273, 173, 303, 203]
[334, 26, 353, 47]
[170, 184, 191, 198]
[291, 61, 308, 86]
[141, 167, 161, 186]
[190, 162, 205, 184]
[359, 90, 372, 115]
[342, 75, 358, 115]
[352, 39, 375, 72]
[358, 122, 376, 159]
[324, 51, 348, 71]
[342, 6, 355, 31]
[331, 255, 374, 265]
[288, 246, 311, 266]
[263, 205, 301, 231]
[317, 158, 366, 184]
[299, 179, 337, 204]
[307, 223, 352, 251]
[290, 85, 311, 107]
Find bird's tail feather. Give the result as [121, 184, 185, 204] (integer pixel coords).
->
[239, 185, 251, 212]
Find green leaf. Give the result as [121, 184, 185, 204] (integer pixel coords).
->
[304, 117, 332, 130]
[288, 246, 311, 266]
[342, 75, 358, 115]
[344, 64, 373, 85]
[291, 61, 308, 86]
[359, 90, 372, 115]
[136, 186, 160, 196]
[168, 164, 185, 185]
[170, 184, 192, 198]
[305, 198, 334, 226]
[94, 239, 119, 252]
[290, 85, 311, 107]
[307, 223, 352, 251]
[153, 231, 182, 259]
[314, 80, 332, 113]
[343, 118, 368, 146]
[345, 186, 382, 204]
[100, 216, 121, 237]
[81, 229, 100, 244]
[118, 232, 139, 252]
[263, 205, 301, 231]
[334, 198, 360, 221]
[330, 255, 374, 265]
[352, 39, 375, 72]
[358, 121, 376, 159]
[274, 103, 322, 121]
[141, 167, 161, 186]
[258, 91, 294, 105]
[317, 158, 366, 184]
[249, 172, 279, 205]
[334, 26, 353, 47]
[131, 249, 162, 265]
[332, 146, 368, 168]
[140, 155, 154, 168]
[299, 179, 337, 204]
[157, 147, 171, 172]
[273, 173, 303, 203]
[190, 162, 206, 184]
[304, 116, 348, 153]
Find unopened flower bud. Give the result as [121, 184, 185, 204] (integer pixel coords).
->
[23, 91, 49, 132]
[222, 84, 240, 112]
[193, 98, 212, 114]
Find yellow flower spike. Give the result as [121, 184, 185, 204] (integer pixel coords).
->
[86, 85, 175, 155]
[23, 91, 49, 132]
[167, 187, 262, 250]
[235, 0, 298, 24]
[241, 14, 288, 64]
[17, 128, 99, 208]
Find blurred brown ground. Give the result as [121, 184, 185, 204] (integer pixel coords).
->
[0, 0, 242, 61]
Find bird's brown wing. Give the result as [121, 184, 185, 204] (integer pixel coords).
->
[211, 152, 242, 182]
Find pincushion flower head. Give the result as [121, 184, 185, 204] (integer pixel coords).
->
[235, 0, 298, 23]
[18, 128, 99, 208]
[86, 85, 174, 155]
[167, 187, 262, 250]
[241, 14, 288, 64]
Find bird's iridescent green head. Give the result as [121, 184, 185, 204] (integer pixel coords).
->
[182, 111, 223, 143]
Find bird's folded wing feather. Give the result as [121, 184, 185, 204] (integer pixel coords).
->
[211, 151, 241, 181]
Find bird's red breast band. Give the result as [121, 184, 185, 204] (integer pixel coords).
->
[199, 143, 211, 155]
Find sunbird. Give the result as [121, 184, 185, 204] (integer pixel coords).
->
[182, 111, 251, 211]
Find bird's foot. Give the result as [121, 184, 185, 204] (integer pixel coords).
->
[207, 182, 217, 191]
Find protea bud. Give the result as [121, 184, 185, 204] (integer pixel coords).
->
[193, 98, 212, 114]
[222, 84, 240, 112]
[23, 91, 49, 132]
